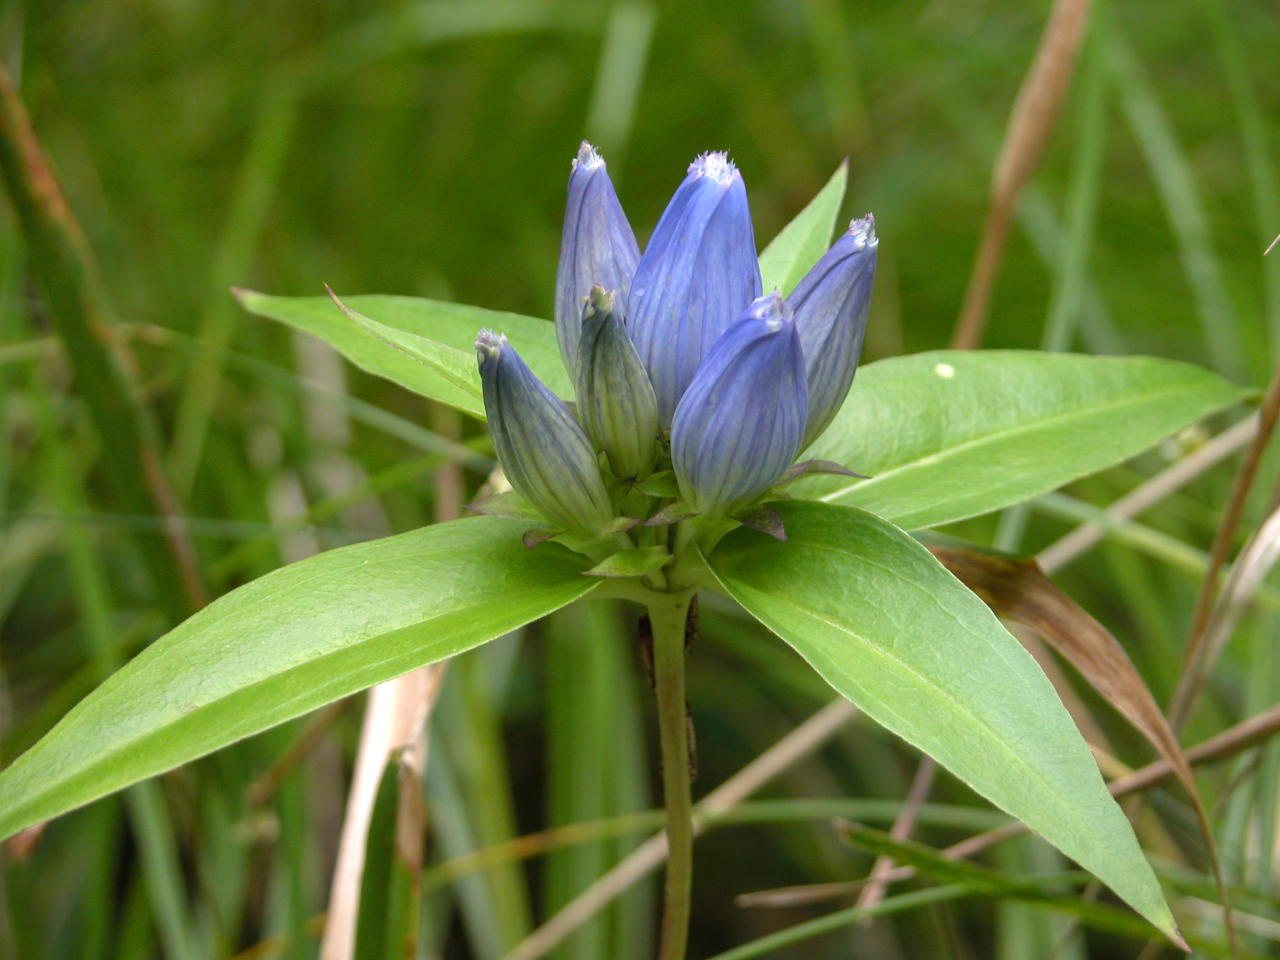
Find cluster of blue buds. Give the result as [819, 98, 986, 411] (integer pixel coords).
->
[475, 143, 877, 553]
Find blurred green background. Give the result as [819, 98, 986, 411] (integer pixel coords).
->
[2, 0, 1278, 957]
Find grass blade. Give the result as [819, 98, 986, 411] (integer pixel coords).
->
[0, 64, 205, 615]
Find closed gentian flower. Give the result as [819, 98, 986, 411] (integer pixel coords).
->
[476, 146, 878, 539]
[790, 214, 878, 447]
[671, 293, 807, 515]
[476, 331, 615, 534]
[555, 143, 641, 376]
[628, 152, 762, 425]
[576, 286, 660, 480]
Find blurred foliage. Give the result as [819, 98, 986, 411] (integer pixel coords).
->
[2, 0, 1279, 957]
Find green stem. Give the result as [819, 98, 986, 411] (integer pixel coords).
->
[647, 589, 696, 960]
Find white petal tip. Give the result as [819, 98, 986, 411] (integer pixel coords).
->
[573, 141, 605, 172]
[689, 150, 738, 184]
[848, 213, 878, 248]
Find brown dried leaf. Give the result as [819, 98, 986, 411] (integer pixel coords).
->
[934, 544, 1233, 952]
[929, 545, 1195, 793]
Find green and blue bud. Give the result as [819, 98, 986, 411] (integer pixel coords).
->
[475, 330, 615, 535]
[575, 285, 660, 481]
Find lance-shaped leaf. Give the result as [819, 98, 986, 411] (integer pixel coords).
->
[800, 350, 1247, 530]
[576, 287, 660, 480]
[707, 500, 1181, 944]
[671, 293, 807, 515]
[235, 290, 569, 418]
[928, 542, 1230, 916]
[628, 152, 762, 425]
[555, 142, 641, 375]
[0, 516, 597, 841]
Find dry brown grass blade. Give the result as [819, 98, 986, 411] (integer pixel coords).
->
[853, 756, 936, 917]
[1174, 499, 1280, 732]
[950, 0, 1093, 349]
[1171, 364, 1280, 732]
[319, 665, 446, 960]
[931, 545, 1237, 953]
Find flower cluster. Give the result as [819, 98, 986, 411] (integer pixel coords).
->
[475, 143, 877, 541]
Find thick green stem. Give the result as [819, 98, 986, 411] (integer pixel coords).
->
[648, 589, 696, 960]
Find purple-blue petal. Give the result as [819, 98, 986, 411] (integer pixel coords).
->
[554, 143, 641, 376]
[627, 152, 762, 426]
[671, 293, 807, 514]
[790, 214, 878, 447]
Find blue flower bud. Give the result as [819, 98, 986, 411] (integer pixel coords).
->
[671, 293, 807, 515]
[475, 331, 615, 534]
[555, 143, 641, 376]
[628, 152, 762, 426]
[790, 214, 878, 447]
[575, 286, 660, 480]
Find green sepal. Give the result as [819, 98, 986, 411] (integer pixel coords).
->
[733, 503, 787, 541]
[635, 470, 680, 498]
[644, 501, 696, 526]
[522, 528, 563, 548]
[584, 545, 671, 578]
[600, 515, 642, 536]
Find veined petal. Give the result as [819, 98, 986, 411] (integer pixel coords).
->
[555, 142, 641, 376]
[576, 286, 660, 480]
[671, 293, 807, 515]
[791, 214, 878, 447]
[476, 331, 615, 533]
[628, 152, 762, 425]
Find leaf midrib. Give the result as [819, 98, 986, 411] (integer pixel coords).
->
[1, 580, 597, 832]
[721, 540, 1100, 842]
[741, 582, 1100, 844]
[819, 378, 1222, 508]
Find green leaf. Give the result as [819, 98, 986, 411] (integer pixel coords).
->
[234, 289, 570, 417]
[0, 516, 596, 841]
[802, 350, 1246, 530]
[758, 161, 848, 295]
[707, 500, 1180, 943]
